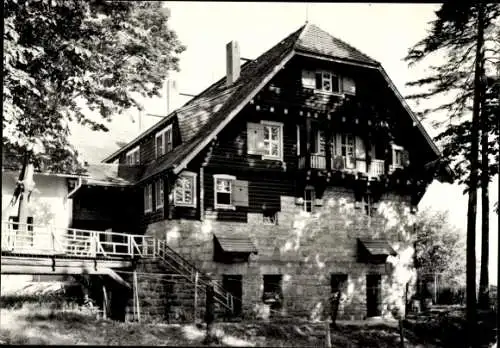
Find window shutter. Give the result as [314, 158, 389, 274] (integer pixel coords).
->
[232, 180, 249, 207]
[342, 76, 356, 94]
[247, 123, 265, 155]
[301, 70, 316, 88]
[355, 136, 365, 160]
[315, 72, 322, 89]
[402, 150, 410, 167]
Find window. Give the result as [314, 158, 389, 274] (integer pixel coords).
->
[263, 208, 279, 225]
[261, 121, 283, 160]
[315, 70, 340, 93]
[247, 121, 283, 161]
[214, 174, 236, 210]
[304, 186, 315, 213]
[174, 172, 197, 207]
[125, 146, 140, 165]
[155, 124, 173, 158]
[155, 178, 164, 209]
[392, 144, 404, 169]
[263, 275, 283, 306]
[341, 133, 356, 169]
[144, 184, 153, 212]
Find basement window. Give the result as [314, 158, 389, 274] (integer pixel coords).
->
[262, 275, 283, 307]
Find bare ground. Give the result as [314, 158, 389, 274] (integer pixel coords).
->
[0, 304, 440, 347]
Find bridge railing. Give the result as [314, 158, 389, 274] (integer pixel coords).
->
[1, 220, 234, 314]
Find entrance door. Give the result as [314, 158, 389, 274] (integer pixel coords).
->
[366, 274, 382, 317]
[222, 275, 242, 318]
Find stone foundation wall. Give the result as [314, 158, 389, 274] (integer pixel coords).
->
[146, 186, 417, 320]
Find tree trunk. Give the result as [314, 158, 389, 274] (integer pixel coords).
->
[16, 153, 35, 235]
[478, 72, 489, 310]
[466, 4, 485, 347]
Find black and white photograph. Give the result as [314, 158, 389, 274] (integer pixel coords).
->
[1, 2, 499, 347]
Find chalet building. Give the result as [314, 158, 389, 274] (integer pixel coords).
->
[76, 23, 450, 320]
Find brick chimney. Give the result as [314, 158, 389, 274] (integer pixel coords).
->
[226, 41, 240, 86]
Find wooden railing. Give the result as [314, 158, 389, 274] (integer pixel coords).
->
[298, 155, 386, 177]
[369, 159, 385, 177]
[1, 221, 234, 313]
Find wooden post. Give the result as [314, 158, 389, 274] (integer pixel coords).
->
[102, 284, 108, 319]
[133, 271, 141, 322]
[434, 273, 437, 305]
[194, 271, 199, 322]
[325, 320, 332, 348]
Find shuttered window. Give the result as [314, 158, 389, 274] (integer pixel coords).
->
[214, 174, 236, 210]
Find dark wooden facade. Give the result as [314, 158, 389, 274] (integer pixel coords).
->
[132, 55, 430, 230]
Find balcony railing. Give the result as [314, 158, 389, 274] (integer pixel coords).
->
[298, 155, 386, 177]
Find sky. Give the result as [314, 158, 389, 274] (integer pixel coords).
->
[70, 2, 499, 284]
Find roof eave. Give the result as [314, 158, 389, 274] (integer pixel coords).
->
[376, 66, 441, 159]
[294, 49, 380, 69]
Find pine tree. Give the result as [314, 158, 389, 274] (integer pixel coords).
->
[404, 3, 500, 346]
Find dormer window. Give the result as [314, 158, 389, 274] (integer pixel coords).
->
[156, 124, 173, 158]
[126, 146, 140, 165]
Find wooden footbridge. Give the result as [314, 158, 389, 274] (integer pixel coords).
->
[1, 221, 234, 314]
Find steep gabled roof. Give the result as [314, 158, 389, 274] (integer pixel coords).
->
[104, 22, 442, 184]
[295, 24, 379, 65]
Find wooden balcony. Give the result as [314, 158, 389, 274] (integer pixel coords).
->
[298, 155, 386, 178]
